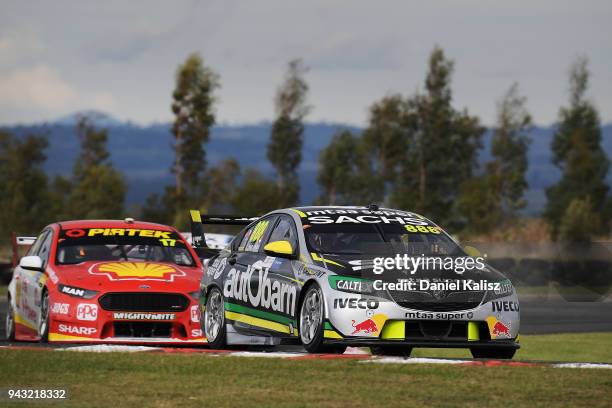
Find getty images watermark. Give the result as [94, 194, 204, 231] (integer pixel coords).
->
[372, 254, 487, 275]
[370, 254, 500, 291]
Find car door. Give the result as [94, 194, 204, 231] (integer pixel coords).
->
[220, 216, 279, 333]
[224, 215, 277, 300]
[32, 229, 54, 326]
[258, 215, 301, 327]
[14, 229, 50, 327]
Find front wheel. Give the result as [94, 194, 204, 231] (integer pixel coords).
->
[5, 297, 15, 341]
[470, 347, 516, 360]
[299, 284, 345, 354]
[204, 288, 227, 349]
[38, 290, 49, 342]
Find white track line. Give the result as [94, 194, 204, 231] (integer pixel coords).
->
[60, 345, 161, 353]
[552, 363, 612, 370]
[365, 357, 471, 365]
[229, 351, 306, 358]
[20, 345, 610, 369]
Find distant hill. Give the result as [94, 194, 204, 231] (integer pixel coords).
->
[2, 111, 611, 215]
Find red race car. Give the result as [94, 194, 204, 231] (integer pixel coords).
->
[6, 219, 205, 345]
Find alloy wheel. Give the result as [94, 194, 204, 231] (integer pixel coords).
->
[300, 287, 323, 345]
[205, 290, 224, 342]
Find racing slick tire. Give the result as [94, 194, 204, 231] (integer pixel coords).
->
[299, 284, 346, 354]
[5, 296, 15, 341]
[370, 346, 413, 357]
[204, 287, 227, 349]
[470, 347, 516, 360]
[38, 290, 50, 342]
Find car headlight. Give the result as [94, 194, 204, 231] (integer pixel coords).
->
[482, 279, 515, 303]
[58, 284, 99, 299]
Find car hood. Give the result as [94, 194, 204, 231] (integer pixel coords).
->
[309, 252, 508, 282]
[52, 260, 202, 292]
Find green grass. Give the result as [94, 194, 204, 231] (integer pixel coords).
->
[1, 333, 611, 407]
[410, 332, 612, 363]
[1, 349, 611, 408]
[0, 285, 7, 298]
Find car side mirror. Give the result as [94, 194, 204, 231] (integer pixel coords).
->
[464, 245, 482, 258]
[263, 241, 295, 259]
[19, 255, 44, 271]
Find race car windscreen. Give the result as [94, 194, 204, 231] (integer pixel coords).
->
[56, 228, 196, 266]
[304, 223, 462, 256]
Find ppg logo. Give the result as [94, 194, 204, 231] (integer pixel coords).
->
[76, 303, 98, 321]
[190, 305, 200, 323]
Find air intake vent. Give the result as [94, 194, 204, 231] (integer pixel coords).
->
[99, 293, 189, 312]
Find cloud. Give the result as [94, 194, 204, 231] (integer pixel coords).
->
[90, 91, 116, 112]
[0, 26, 46, 69]
[0, 1, 611, 125]
[0, 65, 77, 112]
[0, 65, 119, 124]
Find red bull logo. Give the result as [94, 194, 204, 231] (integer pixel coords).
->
[351, 318, 378, 334]
[486, 316, 513, 339]
[492, 321, 510, 337]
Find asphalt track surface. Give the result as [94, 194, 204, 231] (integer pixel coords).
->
[1, 297, 611, 348]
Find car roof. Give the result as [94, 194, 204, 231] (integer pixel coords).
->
[290, 205, 421, 215]
[53, 219, 176, 231]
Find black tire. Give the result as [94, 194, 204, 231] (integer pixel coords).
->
[299, 284, 325, 353]
[470, 347, 516, 360]
[328, 344, 348, 354]
[204, 288, 227, 349]
[370, 346, 413, 357]
[298, 284, 345, 354]
[5, 296, 15, 341]
[38, 290, 49, 342]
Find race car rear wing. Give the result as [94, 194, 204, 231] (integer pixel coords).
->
[189, 210, 257, 259]
[12, 233, 36, 267]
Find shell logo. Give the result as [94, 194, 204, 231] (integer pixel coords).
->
[89, 262, 186, 282]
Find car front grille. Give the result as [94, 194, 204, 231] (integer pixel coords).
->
[389, 289, 485, 312]
[404, 321, 491, 341]
[99, 293, 189, 312]
[398, 301, 482, 312]
[113, 322, 172, 338]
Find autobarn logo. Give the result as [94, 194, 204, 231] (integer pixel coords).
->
[333, 298, 379, 309]
[58, 324, 97, 336]
[89, 262, 186, 282]
[223, 262, 297, 314]
[112, 312, 176, 321]
[76, 303, 98, 321]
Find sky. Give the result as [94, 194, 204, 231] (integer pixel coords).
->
[1, 0, 611, 127]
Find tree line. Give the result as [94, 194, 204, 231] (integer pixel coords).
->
[0, 47, 609, 242]
[0, 117, 125, 243]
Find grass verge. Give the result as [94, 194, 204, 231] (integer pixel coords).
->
[1, 349, 611, 408]
[410, 332, 612, 363]
[1, 333, 612, 407]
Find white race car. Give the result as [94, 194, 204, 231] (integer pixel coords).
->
[197, 206, 520, 359]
